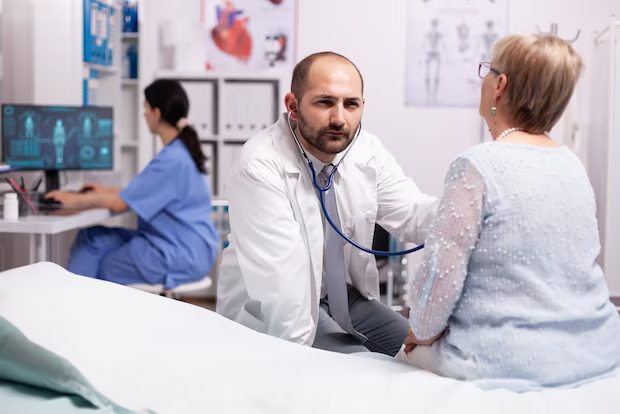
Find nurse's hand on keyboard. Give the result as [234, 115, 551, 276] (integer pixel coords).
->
[38, 193, 63, 205]
[43, 190, 85, 207]
[80, 182, 121, 194]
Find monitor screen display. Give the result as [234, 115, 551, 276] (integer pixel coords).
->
[1, 104, 114, 171]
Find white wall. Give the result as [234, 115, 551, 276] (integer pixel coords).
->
[137, 0, 205, 170]
[2, 0, 81, 105]
[0, 0, 82, 271]
[590, 22, 620, 296]
[609, 31, 620, 295]
[605, 33, 620, 297]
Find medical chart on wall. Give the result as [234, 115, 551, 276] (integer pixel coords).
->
[405, 0, 508, 107]
[201, 0, 296, 71]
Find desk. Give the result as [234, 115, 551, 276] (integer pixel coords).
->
[0, 208, 114, 262]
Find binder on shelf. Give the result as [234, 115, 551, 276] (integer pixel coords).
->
[220, 140, 245, 197]
[180, 80, 218, 138]
[200, 140, 218, 196]
[221, 80, 279, 137]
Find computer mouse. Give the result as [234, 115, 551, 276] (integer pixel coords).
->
[79, 186, 95, 193]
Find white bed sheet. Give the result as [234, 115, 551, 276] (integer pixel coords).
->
[0, 262, 619, 414]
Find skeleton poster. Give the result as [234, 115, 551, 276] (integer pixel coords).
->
[405, 0, 508, 107]
[202, 0, 296, 71]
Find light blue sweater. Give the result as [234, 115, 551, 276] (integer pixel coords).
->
[409, 141, 620, 390]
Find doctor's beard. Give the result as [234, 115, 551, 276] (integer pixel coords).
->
[296, 111, 358, 155]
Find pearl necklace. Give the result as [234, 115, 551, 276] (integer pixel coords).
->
[495, 127, 522, 141]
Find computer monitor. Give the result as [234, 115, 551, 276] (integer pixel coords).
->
[1, 104, 114, 191]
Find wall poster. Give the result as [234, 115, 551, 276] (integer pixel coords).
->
[202, 0, 296, 71]
[405, 0, 509, 107]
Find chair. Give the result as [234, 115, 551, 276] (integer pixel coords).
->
[129, 200, 227, 300]
[128, 275, 212, 299]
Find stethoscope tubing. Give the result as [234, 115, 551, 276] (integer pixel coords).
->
[288, 112, 424, 257]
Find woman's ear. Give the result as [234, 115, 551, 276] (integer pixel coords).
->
[153, 107, 162, 122]
[494, 73, 508, 101]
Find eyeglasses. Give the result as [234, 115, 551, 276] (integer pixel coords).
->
[478, 62, 500, 79]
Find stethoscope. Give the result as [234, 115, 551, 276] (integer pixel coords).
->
[287, 112, 424, 257]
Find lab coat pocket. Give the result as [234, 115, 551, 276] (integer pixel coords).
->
[342, 212, 375, 254]
[342, 214, 355, 237]
[352, 211, 377, 247]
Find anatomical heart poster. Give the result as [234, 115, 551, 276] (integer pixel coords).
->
[202, 0, 296, 71]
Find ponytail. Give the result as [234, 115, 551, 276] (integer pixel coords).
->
[178, 124, 207, 174]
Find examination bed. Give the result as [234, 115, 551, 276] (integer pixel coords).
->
[0, 262, 619, 414]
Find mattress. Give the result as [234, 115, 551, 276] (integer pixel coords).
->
[0, 262, 618, 414]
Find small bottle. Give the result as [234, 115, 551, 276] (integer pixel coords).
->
[3, 193, 18, 221]
[127, 44, 138, 79]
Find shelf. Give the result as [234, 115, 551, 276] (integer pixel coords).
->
[222, 138, 248, 145]
[121, 32, 139, 40]
[122, 79, 139, 87]
[211, 199, 229, 207]
[120, 141, 139, 149]
[83, 62, 119, 74]
[155, 70, 287, 81]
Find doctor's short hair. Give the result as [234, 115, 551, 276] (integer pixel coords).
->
[492, 34, 583, 134]
[291, 52, 364, 99]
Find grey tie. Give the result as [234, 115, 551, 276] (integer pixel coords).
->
[319, 164, 366, 341]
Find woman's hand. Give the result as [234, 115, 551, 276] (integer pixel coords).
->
[43, 190, 89, 206]
[80, 182, 120, 194]
[44, 188, 128, 212]
[403, 328, 443, 353]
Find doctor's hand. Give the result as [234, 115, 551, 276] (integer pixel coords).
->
[403, 328, 442, 353]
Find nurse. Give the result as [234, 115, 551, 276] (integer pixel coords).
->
[46, 79, 219, 289]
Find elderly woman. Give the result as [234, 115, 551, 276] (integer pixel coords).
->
[401, 34, 620, 390]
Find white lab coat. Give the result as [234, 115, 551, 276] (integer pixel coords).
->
[216, 114, 437, 345]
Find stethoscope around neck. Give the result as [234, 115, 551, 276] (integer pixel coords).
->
[286, 112, 424, 257]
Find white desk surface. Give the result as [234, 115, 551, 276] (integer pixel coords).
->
[0, 208, 112, 234]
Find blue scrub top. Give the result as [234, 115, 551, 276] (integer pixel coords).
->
[120, 139, 219, 288]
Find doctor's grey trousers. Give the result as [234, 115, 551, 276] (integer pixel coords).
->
[312, 284, 410, 356]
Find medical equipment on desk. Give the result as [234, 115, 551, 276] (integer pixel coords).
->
[287, 112, 424, 257]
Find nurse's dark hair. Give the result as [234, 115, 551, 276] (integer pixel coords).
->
[291, 51, 364, 99]
[144, 79, 207, 174]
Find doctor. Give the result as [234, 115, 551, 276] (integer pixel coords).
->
[217, 52, 437, 355]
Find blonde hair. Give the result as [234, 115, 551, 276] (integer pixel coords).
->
[492, 34, 583, 134]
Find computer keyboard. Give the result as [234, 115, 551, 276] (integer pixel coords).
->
[37, 194, 63, 209]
